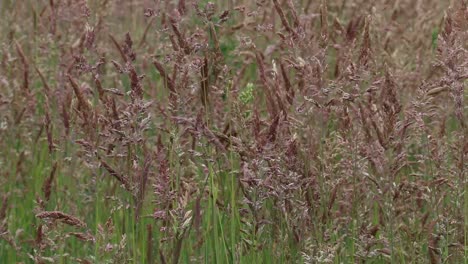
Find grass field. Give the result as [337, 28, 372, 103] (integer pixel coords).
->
[0, 0, 467, 263]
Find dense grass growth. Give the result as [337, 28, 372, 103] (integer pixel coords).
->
[0, 0, 466, 263]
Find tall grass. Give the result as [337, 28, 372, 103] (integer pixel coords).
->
[0, 0, 466, 263]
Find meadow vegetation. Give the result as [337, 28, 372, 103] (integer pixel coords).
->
[0, 0, 467, 263]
